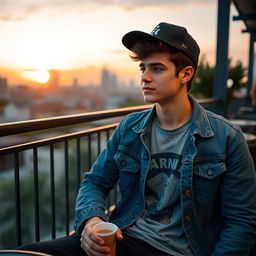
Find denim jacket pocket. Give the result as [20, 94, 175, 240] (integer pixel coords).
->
[114, 149, 140, 197]
[114, 151, 140, 173]
[193, 161, 227, 202]
[194, 161, 226, 179]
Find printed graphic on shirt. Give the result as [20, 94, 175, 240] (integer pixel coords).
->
[144, 152, 182, 223]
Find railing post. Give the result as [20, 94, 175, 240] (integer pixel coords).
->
[33, 148, 40, 242]
[50, 144, 56, 239]
[14, 152, 22, 247]
[88, 134, 92, 169]
[64, 141, 70, 235]
[76, 138, 81, 193]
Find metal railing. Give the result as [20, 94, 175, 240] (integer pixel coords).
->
[0, 104, 152, 249]
[0, 99, 218, 249]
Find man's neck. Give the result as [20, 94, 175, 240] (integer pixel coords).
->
[156, 95, 192, 130]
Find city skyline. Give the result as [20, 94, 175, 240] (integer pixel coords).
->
[0, 66, 141, 124]
[0, 0, 251, 86]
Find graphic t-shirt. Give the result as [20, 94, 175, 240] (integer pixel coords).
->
[126, 117, 193, 256]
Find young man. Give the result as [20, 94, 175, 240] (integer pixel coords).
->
[19, 22, 256, 256]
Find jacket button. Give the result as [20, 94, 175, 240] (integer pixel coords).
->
[207, 169, 213, 176]
[185, 215, 191, 222]
[160, 215, 169, 224]
[121, 160, 127, 167]
[185, 190, 192, 197]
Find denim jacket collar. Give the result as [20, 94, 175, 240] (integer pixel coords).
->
[133, 95, 214, 138]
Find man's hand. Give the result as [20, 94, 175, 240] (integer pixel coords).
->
[80, 217, 123, 256]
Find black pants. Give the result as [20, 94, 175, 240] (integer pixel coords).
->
[18, 233, 173, 256]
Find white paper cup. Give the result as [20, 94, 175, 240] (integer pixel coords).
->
[93, 222, 118, 256]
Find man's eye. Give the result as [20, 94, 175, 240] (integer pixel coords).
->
[153, 67, 164, 72]
[139, 67, 145, 72]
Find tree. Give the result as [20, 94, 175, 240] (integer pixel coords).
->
[190, 55, 214, 98]
[227, 59, 246, 105]
[190, 56, 246, 108]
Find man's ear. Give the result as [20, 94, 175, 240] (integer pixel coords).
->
[179, 66, 194, 84]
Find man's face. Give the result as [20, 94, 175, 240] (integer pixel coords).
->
[139, 51, 187, 105]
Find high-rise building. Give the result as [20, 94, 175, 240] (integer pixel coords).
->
[101, 67, 119, 92]
[47, 70, 59, 89]
[73, 78, 79, 88]
[110, 74, 117, 89]
[101, 68, 110, 90]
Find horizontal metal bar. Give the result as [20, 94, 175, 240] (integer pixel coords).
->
[0, 98, 217, 137]
[233, 15, 256, 21]
[0, 105, 152, 137]
[242, 29, 256, 34]
[0, 123, 118, 156]
[0, 99, 218, 156]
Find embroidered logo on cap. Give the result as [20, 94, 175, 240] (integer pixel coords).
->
[151, 25, 161, 35]
[181, 43, 188, 49]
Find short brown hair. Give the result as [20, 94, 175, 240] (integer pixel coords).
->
[130, 39, 196, 91]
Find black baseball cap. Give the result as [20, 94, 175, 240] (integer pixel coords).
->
[122, 22, 200, 67]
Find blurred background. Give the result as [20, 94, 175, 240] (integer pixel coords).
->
[0, 0, 253, 122]
[0, 0, 255, 250]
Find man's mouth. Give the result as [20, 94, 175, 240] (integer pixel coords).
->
[142, 87, 155, 93]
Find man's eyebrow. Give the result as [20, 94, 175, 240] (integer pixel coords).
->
[139, 62, 166, 67]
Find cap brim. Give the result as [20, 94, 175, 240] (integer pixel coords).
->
[122, 30, 181, 52]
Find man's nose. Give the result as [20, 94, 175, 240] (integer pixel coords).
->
[141, 69, 152, 84]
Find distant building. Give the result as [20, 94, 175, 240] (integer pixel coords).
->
[73, 78, 79, 88]
[11, 85, 32, 105]
[110, 74, 117, 89]
[30, 102, 67, 119]
[4, 103, 30, 121]
[101, 68, 110, 90]
[129, 79, 139, 92]
[105, 95, 126, 109]
[0, 76, 8, 97]
[48, 70, 60, 90]
[101, 67, 120, 93]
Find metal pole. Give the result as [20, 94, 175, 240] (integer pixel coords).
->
[213, 0, 231, 116]
[247, 33, 256, 98]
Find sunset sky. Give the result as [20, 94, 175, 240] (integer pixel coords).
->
[0, 0, 250, 86]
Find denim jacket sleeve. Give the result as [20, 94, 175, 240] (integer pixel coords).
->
[211, 129, 256, 255]
[74, 119, 124, 233]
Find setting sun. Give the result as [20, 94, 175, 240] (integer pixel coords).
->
[21, 70, 50, 84]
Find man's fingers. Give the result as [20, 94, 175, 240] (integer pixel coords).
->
[80, 235, 110, 255]
[88, 230, 105, 245]
[79, 219, 119, 256]
[80, 224, 110, 256]
[116, 229, 123, 240]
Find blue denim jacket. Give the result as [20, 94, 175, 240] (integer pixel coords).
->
[75, 96, 256, 255]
